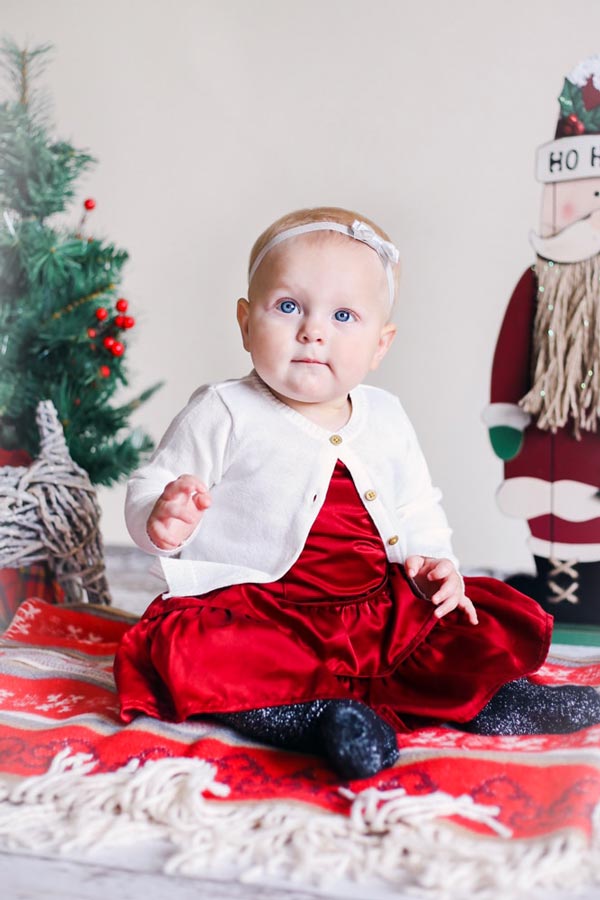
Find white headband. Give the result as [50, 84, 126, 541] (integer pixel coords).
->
[248, 219, 400, 306]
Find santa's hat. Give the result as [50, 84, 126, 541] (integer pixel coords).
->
[536, 55, 600, 183]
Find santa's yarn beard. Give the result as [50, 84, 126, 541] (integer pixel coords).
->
[520, 238, 600, 437]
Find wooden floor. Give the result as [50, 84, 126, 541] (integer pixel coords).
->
[2, 547, 599, 900]
[0, 850, 349, 900]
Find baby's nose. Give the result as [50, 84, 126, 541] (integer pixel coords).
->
[298, 318, 324, 341]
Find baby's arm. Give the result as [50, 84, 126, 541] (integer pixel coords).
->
[125, 385, 233, 556]
[405, 555, 478, 625]
[390, 399, 476, 621]
[393, 401, 457, 566]
[147, 475, 212, 550]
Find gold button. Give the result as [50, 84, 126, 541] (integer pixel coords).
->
[364, 490, 377, 501]
[387, 535, 399, 546]
[329, 434, 343, 445]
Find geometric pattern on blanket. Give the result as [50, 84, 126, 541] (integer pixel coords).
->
[1, 598, 600, 896]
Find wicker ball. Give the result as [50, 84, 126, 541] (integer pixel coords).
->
[0, 401, 111, 605]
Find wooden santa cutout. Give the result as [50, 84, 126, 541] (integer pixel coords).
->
[485, 56, 600, 626]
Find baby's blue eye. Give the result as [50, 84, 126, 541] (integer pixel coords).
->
[334, 309, 355, 322]
[277, 299, 299, 314]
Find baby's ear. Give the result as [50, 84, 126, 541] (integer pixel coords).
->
[370, 322, 397, 370]
[236, 298, 251, 351]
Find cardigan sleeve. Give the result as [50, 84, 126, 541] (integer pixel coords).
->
[125, 385, 234, 556]
[394, 402, 458, 568]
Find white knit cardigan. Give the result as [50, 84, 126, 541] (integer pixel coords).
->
[126, 371, 457, 598]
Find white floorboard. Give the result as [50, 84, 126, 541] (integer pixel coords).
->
[0, 850, 334, 900]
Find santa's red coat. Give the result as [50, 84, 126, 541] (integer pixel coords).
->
[490, 267, 600, 560]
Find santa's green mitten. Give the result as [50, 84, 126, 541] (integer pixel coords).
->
[488, 426, 523, 461]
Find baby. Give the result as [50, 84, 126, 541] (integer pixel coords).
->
[115, 207, 600, 780]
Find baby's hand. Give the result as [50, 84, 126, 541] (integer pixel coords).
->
[405, 555, 478, 625]
[147, 475, 211, 551]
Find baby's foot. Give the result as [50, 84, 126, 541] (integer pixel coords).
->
[318, 700, 399, 779]
[463, 679, 600, 735]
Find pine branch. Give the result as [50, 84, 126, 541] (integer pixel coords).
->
[0, 41, 94, 220]
[0, 39, 53, 120]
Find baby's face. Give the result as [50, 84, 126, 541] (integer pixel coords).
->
[237, 233, 396, 412]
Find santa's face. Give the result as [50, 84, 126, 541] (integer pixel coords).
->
[540, 176, 600, 236]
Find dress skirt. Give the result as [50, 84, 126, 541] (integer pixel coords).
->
[115, 462, 553, 733]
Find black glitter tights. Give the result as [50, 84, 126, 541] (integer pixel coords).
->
[215, 699, 399, 780]
[462, 678, 600, 735]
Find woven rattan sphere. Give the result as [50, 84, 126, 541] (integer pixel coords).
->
[0, 401, 111, 604]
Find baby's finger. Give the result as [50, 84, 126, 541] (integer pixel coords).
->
[460, 596, 479, 625]
[427, 559, 455, 581]
[192, 491, 212, 511]
[175, 474, 208, 495]
[405, 555, 425, 577]
[430, 583, 456, 605]
[161, 480, 195, 501]
[433, 596, 459, 619]
[158, 499, 200, 525]
[162, 475, 207, 500]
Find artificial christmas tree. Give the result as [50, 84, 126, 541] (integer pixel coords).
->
[0, 39, 159, 484]
[0, 40, 160, 614]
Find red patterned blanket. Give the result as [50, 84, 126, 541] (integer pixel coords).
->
[0, 598, 599, 896]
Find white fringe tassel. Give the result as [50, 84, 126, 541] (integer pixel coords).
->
[0, 748, 599, 898]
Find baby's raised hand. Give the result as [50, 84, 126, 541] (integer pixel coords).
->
[147, 475, 211, 551]
[405, 555, 478, 625]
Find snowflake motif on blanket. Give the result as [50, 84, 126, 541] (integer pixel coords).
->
[65, 624, 102, 643]
[35, 692, 86, 713]
[400, 722, 600, 754]
[3, 602, 105, 645]
[3, 600, 42, 636]
[3, 690, 85, 713]
[0, 685, 118, 719]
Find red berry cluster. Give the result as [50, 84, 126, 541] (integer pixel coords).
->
[557, 113, 586, 137]
[87, 297, 136, 377]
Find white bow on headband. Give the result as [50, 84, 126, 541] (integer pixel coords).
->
[349, 220, 400, 266]
[248, 218, 400, 305]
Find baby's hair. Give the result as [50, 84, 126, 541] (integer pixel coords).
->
[249, 206, 401, 302]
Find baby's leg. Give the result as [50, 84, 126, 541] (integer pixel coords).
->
[215, 700, 327, 751]
[215, 699, 398, 779]
[461, 679, 600, 735]
[318, 701, 399, 778]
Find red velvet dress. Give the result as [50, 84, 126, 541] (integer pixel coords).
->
[115, 462, 553, 733]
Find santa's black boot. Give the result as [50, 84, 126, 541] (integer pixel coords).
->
[534, 556, 600, 626]
[504, 570, 545, 602]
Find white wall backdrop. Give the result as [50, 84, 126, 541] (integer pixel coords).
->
[3, 0, 600, 571]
